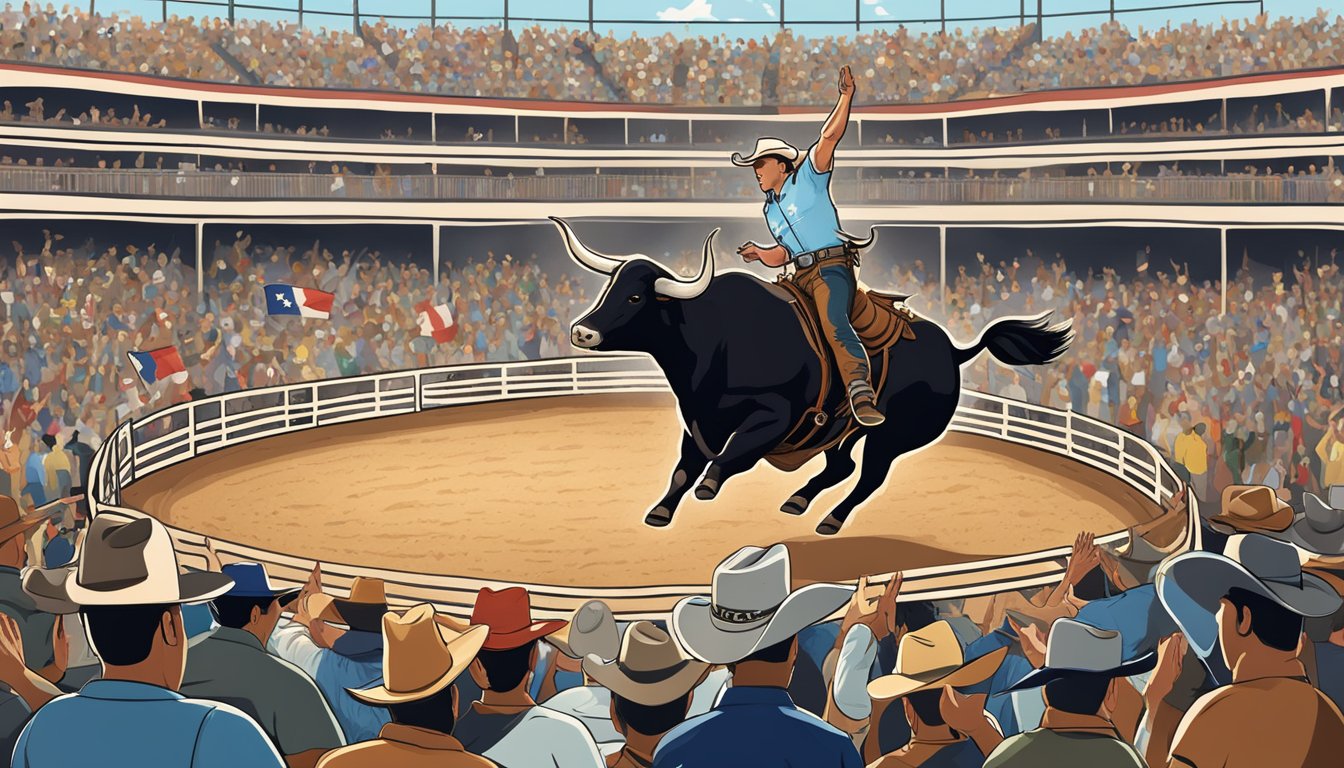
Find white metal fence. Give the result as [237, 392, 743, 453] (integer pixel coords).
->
[87, 354, 1197, 620]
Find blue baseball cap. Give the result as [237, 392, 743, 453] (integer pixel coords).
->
[220, 563, 302, 603]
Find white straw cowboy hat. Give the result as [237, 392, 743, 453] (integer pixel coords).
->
[1157, 533, 1343, 658]
[670, 544, 852, 665]
[1270, 485, 1344, 556]
[584, 621, 708, 706]
[548, 599, 620, 661]
[348, 603, 489, 705]
[22, 508, 233, 614]
[730, 137, 801, 167]
[867, 620, 1009, 700]
[1004, 619, 1157, 692]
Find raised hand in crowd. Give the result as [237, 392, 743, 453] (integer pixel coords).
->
[0, 613, 60, 711]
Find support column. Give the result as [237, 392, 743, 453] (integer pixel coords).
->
[939, 225, 947, 313]
[195, 222, 205, 296]
[433, 224, 442, 285]
[1220, 227, 1228, 317]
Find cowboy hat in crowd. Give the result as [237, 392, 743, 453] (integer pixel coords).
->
[1204, 485, 1294, 535]
[868, 620, 1008, 701]
[1157, 533, 1343, 658]
[470, 586, 566, 651]
[22, 508, 234, 614]
[347, 603, 489, 705]
[1005, 619, 1157, 692]
[584, 621, 708, 706]
[307, 576, 391, 634]
[670, 544, 852, 665]
[548, 599, 620, 662]
[1270, 485, 1344, 556]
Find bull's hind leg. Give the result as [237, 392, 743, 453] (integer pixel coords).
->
[694, 396, 793, 501]
[780, 431, 863, 515]
[816, 428, 936, 536]
[646, 430, 711, 527]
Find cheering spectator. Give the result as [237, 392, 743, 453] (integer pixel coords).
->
[539, 600, 625, 755]
[0, 496, 68, 680]
[457, 587, 603, 767]
[181, 562, 346, 768]
[12, 512, 284, 767]
[317, 604, 494, 768]
[656, 544, 861, 767]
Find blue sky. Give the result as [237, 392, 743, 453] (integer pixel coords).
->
[104, 0, 1331, 39]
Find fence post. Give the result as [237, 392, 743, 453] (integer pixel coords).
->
[572, 359, 580, 392]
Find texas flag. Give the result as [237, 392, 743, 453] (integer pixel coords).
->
[128, 346, 189, 385]
[415, 300, 457, 344]
[266, 284, 335, 320]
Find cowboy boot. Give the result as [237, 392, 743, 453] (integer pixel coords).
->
[848, 380, 885, 428]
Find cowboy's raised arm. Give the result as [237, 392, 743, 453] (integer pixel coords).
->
[812, 66, 855, 174]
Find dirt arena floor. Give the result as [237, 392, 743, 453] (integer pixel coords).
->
[122, 393, 1160, 587]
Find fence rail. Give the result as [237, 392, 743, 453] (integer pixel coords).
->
[87, 355, 1197, 621]
[2, 166, 1340, 204]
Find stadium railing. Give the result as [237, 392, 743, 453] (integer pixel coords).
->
[86, 355, 1198, 620]
[1, 166, 1340, 204]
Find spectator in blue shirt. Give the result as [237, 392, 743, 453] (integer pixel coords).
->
[658, 544, 861, 767]
[11, 511, 284, 768]
[21, 437, 48, 508]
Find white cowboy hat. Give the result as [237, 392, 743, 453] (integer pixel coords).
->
[1270, 485, 1344, 556]
[867, 620, 1008, 700]
[348, 603, 489, 705]
[730, 137, 801, 167]
[548, 599, 620, 661]
[670, 544, 852, 665]
[1157, 533, 1343, 657]
[23, 508, 233, 613]
[1005, 619, 1157, 692]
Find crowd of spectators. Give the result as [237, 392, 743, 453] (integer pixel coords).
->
[3, 4, 1344, 107]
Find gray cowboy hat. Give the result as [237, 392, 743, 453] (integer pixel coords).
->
[670, 544, 852, 665]
[548, 599, 620, 661]
[1156, 533, 1343, 658]
[584, 621, 708, 706]
[1269, 486, 1344, 556]
[1005, 619, 1157, 692]
[23, 509, 233, 615]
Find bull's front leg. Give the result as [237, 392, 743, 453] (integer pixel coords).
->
[694, 395, 793, 501]
[645, 428, 711, 527]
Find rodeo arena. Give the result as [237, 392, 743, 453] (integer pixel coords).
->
[2, 0, 1344, 766]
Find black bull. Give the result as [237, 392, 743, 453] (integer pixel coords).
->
[553, 218, 1074, 536]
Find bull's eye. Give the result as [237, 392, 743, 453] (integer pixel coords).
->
[628, 294, 642, 303]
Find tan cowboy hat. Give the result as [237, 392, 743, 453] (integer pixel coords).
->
[548, 600, 620, 661]
[347, 603, 489, 705]
[867, 621, 1009, 700]
[308, 576, 390, 633]
[1206, 485, 1294, 534]
[0, 495, 64, 543]
[584, 621, 708, 707]
[730, 137, 801, 167]
[22, 508, 233, 613]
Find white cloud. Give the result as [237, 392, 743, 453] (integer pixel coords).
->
[656, 0, 716, 21]
[874, 5, 889, 16]
[762, 2, 775, 17]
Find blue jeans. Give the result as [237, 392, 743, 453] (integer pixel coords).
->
[815, 265, 870, 384]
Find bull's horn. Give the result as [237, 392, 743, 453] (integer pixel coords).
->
[550, 217, 626, 275]
[655, 228, 718, 301]
[837, 226, 877, 250]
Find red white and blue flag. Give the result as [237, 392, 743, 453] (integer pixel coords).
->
[415, 300, 457, 344]
[128, 346, 189, 385]
[266, 284, 335, 320]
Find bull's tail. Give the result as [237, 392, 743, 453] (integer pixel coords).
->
[952, 312, 1074, 368]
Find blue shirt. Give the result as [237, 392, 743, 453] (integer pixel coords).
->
[1075, 585, 1178, 662]
[961, 624, 1040, 736]
[654, 685, 862, 768]
[269, 621, 389, 743]
[13, 679, 284, 768]
[762, 148, 844, 257]
[23, 453, 45, 486]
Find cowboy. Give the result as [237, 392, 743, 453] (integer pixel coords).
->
[731, 65, 884, 428]
[13, 510, 284, 767]
[270, 570, 393, 743]
[316, 603, 495, 767]
[181, 562, 345, 768]
[0, 495, 75, 681]
[586, 621, 710, 768]
[1152, 533, 1344, 767]
[980, 619, 1153, 767]
[540, 600, 626, 757]
[1269, 484, 1344, 555]
[456, 586, 604, 767]
[865, 620, 1008, 767]
[656, 544, 861, 767]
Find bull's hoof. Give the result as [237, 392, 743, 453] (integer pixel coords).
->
[780, 495, 810, 516]
[816, 514, 845, 536]
[694, 479, 719, 501]
[645, 507, 674, 527]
